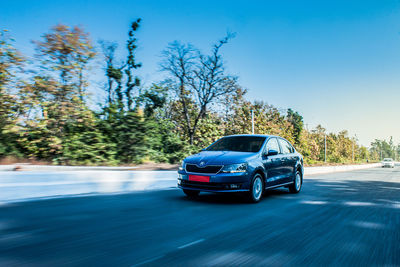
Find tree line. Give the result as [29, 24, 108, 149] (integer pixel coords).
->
[0, 21, 396, 165]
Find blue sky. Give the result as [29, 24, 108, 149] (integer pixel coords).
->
[1, 0, 400, 146]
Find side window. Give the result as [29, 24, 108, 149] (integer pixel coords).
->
[265, 138, 280, 154]
[279, 139, 294, 154]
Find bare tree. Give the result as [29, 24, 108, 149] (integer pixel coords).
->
[160, 41, 197, 143]
[160, 34, 238, 145]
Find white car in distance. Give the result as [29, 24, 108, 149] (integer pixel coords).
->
[382, 158, 395, 168]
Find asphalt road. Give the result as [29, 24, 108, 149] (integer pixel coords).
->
[0, 167, 399, 266]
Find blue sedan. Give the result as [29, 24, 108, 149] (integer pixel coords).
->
[177, 134, 304, 203]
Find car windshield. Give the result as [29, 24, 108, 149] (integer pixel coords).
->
[383, 158, 393, 162]
[206, 136, 266, 152]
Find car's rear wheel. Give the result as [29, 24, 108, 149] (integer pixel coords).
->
[183, 189, 200, 197]
[246, 173, 264, 203]
[289, 170, 302, 193]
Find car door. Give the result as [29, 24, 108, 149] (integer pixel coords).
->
[278, 138, 297, 183]
[262, 137, 283, 187]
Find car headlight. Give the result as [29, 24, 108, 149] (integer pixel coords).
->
[178, 161, 185, 171]
[221, 163, 247, 173]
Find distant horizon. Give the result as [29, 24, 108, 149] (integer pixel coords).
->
[2, 0, 400, 147]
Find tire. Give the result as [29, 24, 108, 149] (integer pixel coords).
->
[246, 173, 264, 203]
[183, 189, 200, 197]
[289, 170, 302, 194]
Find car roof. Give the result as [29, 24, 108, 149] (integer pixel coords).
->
[224, 134, 277, 139]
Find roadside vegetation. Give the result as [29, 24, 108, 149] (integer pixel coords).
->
[0, 22, 398, 166]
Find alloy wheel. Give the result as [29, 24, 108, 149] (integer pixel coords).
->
[253, 176, 263, 201]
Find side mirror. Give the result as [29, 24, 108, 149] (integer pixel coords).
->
[265, 149, 278, 156]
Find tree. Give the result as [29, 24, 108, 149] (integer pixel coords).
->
[144, 98, 192, 163]
[220, 87, 248, 135]
[99, 40, 118, 106]
[97, 19, 148, 164]
[0, 30, 24, 158]
[100, 19, 142, 112]
[125, 18, 142, 111]
[370, 139, 395, 161]
[17, 25, 105, 162]
[160, 42, 196, 142]
[287, 108, 303, 145]
[160, 34, 238, 144]
[24, 25, 96, 138]
[33, 24, 95, 102]
[0, 30, 24, 91]
[140, 84, 167, 117]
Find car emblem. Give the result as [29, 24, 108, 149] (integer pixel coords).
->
[199, 161, 206, 167]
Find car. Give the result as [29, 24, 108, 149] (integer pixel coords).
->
[177, 134, 304, 203]
[382, 158, 395, 168]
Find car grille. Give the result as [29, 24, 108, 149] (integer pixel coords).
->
[180, 180, 227, 190]
[185, 164, 223, 174]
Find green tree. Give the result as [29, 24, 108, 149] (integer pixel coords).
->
[370, 139, 395, 161]
[98, 19, 146, 164]
[33, 24, 96, 102]
[16, 25, 113, 164]
[100, 19, 142, 112]
[140, 84, 195, 163]
[125, 19, 142, 111]
[287, 108, 303, 145]
[0, 30, 24, 158]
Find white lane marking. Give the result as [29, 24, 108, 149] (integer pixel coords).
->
[0, 178, 177, 187]
[343, 201, 376, 207]
[352, 221, 385, 229]
[0, 181, 90, 187]
[131, 254, 165, 267]
[300, 200, 328, 205]
[380, 186, 400, 190]
[392, 203, 400, 209]
[316, 184, 348, 188]
[178, 238, 205, 249]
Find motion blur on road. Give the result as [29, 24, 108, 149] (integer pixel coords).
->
[0, 167, 399, 266]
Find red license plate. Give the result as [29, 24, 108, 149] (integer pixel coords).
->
[188, 175, 210, 182]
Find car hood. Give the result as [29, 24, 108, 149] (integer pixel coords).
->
[184, 151, 258, 165]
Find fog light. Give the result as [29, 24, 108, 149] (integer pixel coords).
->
[230, 184, 241, 189]
[177, 179, 182, 185]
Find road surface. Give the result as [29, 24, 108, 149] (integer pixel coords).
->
[0, 167, 399, 266]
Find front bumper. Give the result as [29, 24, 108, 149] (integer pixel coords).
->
[177, 171, 250, 192]
[178, 181, 249, 193]
[382, 164, 394, 167]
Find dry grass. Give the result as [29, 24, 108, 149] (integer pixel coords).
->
[128, 162, 179, 171]
[0, 156, 50, 165]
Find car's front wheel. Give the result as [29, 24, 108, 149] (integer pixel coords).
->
[246, 173, 264, 203]
[183, 189, 200, 197]
[289, 170, 302, 193]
